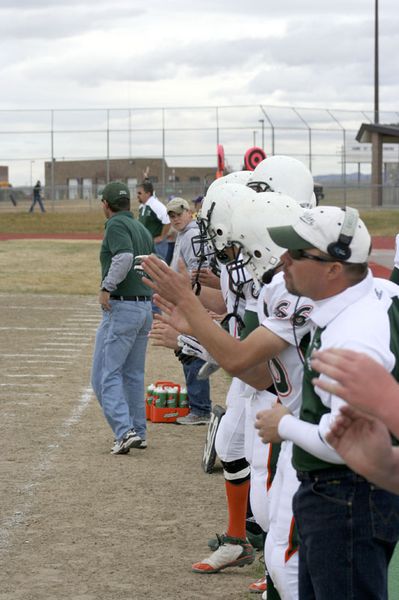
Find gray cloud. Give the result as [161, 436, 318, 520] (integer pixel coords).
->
[0, 2, 144, 40]
[0, 0, 397, 114]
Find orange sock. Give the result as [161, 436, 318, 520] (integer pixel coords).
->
[225, 479, 250, 540]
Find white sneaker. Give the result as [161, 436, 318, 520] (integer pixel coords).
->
[110, 429, 142, 454]
[261, 591, 267, 600]
[192, 535, 255, 573]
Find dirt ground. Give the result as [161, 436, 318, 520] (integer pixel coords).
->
[0, 293, 262, 600]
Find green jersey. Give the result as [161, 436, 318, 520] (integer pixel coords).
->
[100, 211, 154, 297]
[138, 196, 170, 238]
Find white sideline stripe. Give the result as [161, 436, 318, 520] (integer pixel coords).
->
[7, 366, 65, 371]
[14, 360, 68, 364]
[65, 319, 99, 323]
[43, 342, 88, 346]
[1, 305, 97, 311]
[39, 348, 76, 353]
[0, 390, 51, 398]
[0, 392, 54, 398]
[1, 354, 74, 358]
[4, 374, 57, 378]
[0, 383, 48, 387]
[0, 385, 93, 552]
[52, 332, 95, 336]
[0, 327, 96, 332]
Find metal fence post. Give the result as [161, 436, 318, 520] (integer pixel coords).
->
[327, 110, 347, 206]
[50, 109, 55, 210]
[106, 109, 110, 183]
[293, 108, 312, 171]
[260, 105, 275, 155]
[162, 108, 166, 198]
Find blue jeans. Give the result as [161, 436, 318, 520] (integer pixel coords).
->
[293, 467, 399, 600]
[155, 239, 168, 260]
[91, 299, 152, 441]
[182, 358, 211, 417]
[29, 197, 45, 212]
[151, 239, 169, 314]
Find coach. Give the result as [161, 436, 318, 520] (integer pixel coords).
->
[91, 181, 154, 455]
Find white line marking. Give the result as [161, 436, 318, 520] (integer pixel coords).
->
[9, 360, 69, 364]
[0, 386, 93, 552]
[7, 366, 65, 371]
[1, 354, 75, 358]
[0, 306, 97, 311]
[42, 342, 88, 346]
[0, 383, 49, 387]
[4, 374, 57, 378]
[0, 392, 54, 398]
[39, 348, 76, 353]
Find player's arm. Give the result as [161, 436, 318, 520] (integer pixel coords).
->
[310, 348, 399, 437]
[143, 254, 289, 373]
[266, 411, 346, 464]
[197, 286, 226, 314]
[191, 267, 221, 290]
[256, 380, 349, 462]
[99, 252, 133, 310]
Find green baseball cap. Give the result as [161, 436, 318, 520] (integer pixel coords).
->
[101, 181, 130, 206]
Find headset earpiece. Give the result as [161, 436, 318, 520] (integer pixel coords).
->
[326, 240, 352, 261]
[326, 207, 359, 261]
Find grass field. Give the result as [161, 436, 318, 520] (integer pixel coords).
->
[0, 206, 398, 236]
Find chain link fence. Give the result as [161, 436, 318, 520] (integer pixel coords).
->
[0, 104, 399, 209]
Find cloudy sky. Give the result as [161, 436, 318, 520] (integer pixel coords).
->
[0, 0, 397, 110]
[0, 0, 398, 183]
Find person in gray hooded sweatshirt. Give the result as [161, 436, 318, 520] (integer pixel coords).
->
[161, 197, 213, 425]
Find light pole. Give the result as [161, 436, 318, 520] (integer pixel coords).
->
[30, 160, 35, 187]
[374, 0, 379, 124]
[258, 119, 265, 150]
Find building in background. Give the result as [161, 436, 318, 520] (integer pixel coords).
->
[0, 166, 9, 184]
[44, 158, 215, 201]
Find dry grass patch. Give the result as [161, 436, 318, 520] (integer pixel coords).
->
[0, 211, 105, 234]
[360, 210, 399, 237]
[0, 239, 100, 294]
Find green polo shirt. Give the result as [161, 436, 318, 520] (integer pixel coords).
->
[139, 204, 163, 237]
[100, 211, 154, 297]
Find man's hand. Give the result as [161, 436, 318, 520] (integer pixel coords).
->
[311, 348, 397, 423]
[150, 297, 193, 335]
[149, 318, 179, 350]
[255, 403, 290, 444]
[191, 268, 221, 290]
[326, 404, 399, 493]
[142, 255, 192, 305]
[99, 290, 111, 311]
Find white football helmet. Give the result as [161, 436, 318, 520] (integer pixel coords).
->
[228, 192, 304, 283]
[206, 170, 252, 195]
[198, 182, 258, 254]
[247, 155, 314, 208]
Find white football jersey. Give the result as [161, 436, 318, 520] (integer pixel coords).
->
[258, 272, 315, 417]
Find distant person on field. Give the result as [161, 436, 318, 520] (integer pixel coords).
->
[7, 184, 17, 207]
[137, 180, 170, 260]
[29, 180, 45, 213]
